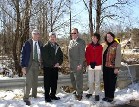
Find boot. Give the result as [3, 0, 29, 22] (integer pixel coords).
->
[95, 95, 99, 101]
[107, 98, 113, 102]
[75, 95, 82, 101]
[102, 97, 108, 101]
[23, 99, 31, 105]
[86, 94, 92, 98]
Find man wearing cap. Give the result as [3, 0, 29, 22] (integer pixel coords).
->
[41, 32, 63, 102]
[20, 29, 43, 105]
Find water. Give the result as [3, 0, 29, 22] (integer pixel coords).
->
[121, 62, 134, 85]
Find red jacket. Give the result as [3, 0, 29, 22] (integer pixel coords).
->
[85, 43, 103, 66]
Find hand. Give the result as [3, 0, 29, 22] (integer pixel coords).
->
[54, 63, 59, 67]
[114, 68, 119, 74]
[22, 67, 26, 75]
[90, 62, 96, 69]
[77, 65, 82, 71]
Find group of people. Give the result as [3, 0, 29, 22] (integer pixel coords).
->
[20, 28, 121, 105]
[20, 29, 63, 105]
[85, 31, 121, 103]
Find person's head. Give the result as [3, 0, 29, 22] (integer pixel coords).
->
[105, 32, 115, 44]
[92, 33, 100, 44]
[49, 32, 57, 43]
[71, 28, 79, 40]
[32, 29, 40, 41]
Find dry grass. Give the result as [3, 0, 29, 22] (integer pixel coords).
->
[122, 54, 139, 65]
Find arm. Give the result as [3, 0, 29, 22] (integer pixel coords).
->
[115, 44, 121, 68]
[79, 40, 86, 66]
[57, 47, 63, 65]
[85, 46, 90, 65]
[20, 41, 30, 75]
[95, 45, 103, 66]
[20, 41, 30, 68]
[114, 44, 121, 74]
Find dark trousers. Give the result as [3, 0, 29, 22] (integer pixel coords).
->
[103, 66, 117, 99]
[43, 67, 58, 100]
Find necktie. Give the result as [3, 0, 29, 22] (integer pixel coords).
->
[34, 42, 38, 61]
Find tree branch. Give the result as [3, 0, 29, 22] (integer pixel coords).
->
[82, 0, 89, 12]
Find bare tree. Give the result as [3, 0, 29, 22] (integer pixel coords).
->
[0, 0, 72, 76]
[0, 0, 32, 76]
[83, 0, 133, 34]
[47, 0, 69, 32]
[97, 0, 133, 33]
[83, 0, 94, 37]
[96, 0, 101, 33]
[11, 0, 21, 75]
[29, 0, 70, 41]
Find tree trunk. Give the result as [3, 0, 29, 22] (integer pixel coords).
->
[45, 4, 48, 42]
[96, 0, 101, 33]
[12, 0, 21, 77]
[20, 0, 32, 76]
[89, 0, 93, 37]
[50, 0, 53, 32]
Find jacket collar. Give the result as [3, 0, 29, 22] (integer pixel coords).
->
[91, 42, 100, 46]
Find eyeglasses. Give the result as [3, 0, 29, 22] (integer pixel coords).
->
[71, 33, 77, 34]
[33, 33, 40, 35]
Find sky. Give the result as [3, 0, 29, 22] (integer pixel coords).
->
[70, 0, 139, 34]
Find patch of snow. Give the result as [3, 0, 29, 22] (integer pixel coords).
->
[0, 83, 138, 107]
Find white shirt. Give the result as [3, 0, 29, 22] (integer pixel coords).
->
[73, 37, 78, 41]
[32, 40, 40, 61]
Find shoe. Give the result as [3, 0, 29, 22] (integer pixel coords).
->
[102, 97, 113, 102]
[107, 98, 113, 102]
[102, 97, 108, 101]
[75, 95, 82, 101]
[95, 95, 99, 101]
[45, 98, 52, 102]
[24, 99, 31, 105]
[86, 94, 92, 99]
[73, 91, 77, 95]
[50, 96, 60, 100]
[32, 96, 37, 98]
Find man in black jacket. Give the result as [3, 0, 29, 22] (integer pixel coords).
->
[41, 32, 63, 102]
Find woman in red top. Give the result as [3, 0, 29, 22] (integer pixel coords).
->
[85, 33, 103, 101]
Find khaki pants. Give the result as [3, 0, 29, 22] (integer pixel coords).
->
[23, 61, 39, 100]
[87, 65, 101, 95]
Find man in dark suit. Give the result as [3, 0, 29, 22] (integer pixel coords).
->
[68, 28, 86, 101]
[20, 29, 43, 105]
[41, 32, 63, 103]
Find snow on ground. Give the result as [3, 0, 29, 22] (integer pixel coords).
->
[0, 83, 139, 107]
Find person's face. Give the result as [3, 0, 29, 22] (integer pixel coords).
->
[92, 36, 98, 44]
[71, 29, 78, 40]
[49, 35, 56, 43]
[106, 34, 114, 43]
[32, 33, 40, 41]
